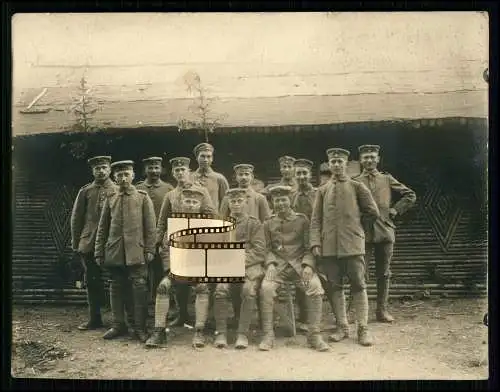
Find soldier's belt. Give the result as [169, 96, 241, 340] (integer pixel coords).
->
[167, 213, 246, 284]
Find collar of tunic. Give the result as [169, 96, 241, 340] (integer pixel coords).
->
[361, 169, 380, 177]
[93, 178, 114, 188]
[143, 179, 164, 188]
[195, 167, 214, 177]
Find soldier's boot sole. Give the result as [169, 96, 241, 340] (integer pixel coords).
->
[376, 311, 394, 323]
[192, 331, 206, 348]
[103, 327, 127, 340]
[358, 327, 374, 347]
[78, 319, 104, 331]
[214, 333, 228, 349]
[145, 329, 166, 348]
[328, 326, 349, 343]
[308, 335, 331, 352]
[258, 335, 275, 351]
[234, 334, 249, 350]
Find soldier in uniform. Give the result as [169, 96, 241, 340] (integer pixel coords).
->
[212, 188, 266, 350]
[94, 160, 157, 342]
[319, 162, 332, 186]
[353, 145, 416, 322]
[219, 164, 271, 325]
[310, 148, 380, 347]
[70, 155, 117, 331]
[261, 156, 298, 205]
[135, 157, 174, 303]
[259, 185, 330, 352]
[191, 142, 230, 212]
[155, 157, 216, 329]
[145, 187, 209, 348]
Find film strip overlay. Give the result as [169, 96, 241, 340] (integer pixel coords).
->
[167, 212, 246, 283]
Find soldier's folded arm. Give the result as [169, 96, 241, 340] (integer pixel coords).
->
[357, 182, 380, 223]
[219, 195, 230, 219]
[259, 195, 272, 222]
[263, 221, 278, 268]
[301, 216, 316, 270]
[94, 197, 111, 261]
[388, 174, 417, 216]
[218, 175, 230, 208]
[70, 187, 87, 252]
[200, 187, 217, 215]
[143, 194, 157, 255]
[309, 187, 324, 252]
[248, 219, 266, 266]
[156, 194, 172, 247]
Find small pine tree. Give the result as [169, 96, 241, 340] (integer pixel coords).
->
[60, 74, 102, 159]
[177, 71, 228, 143]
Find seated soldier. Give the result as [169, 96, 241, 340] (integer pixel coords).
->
[145, 187, 207, 348]
[212, 188, 266, 349]
[259, 185, 329, 352]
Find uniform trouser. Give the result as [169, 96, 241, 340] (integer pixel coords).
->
[106, 264, 148, 331]
[194, 283, 216, 330]
[318, 255, 369, 327]
[151, 275, 192, 328]
[80, 253, 105, 321]
[365, 242, 393, 311]
[213, 275, 262, 335]
[148, 253, 164, 302]
[260, 265, 325, 337]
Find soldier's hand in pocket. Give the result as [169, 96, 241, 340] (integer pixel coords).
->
[146, 252, 155, 263]
[265, 264, 277, 281]
[301, 265, 313, 285]
[389, 208, 398, 219]
[311, 246, 321, 258]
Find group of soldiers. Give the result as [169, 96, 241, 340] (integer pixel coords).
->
[70, 142, 416, 352]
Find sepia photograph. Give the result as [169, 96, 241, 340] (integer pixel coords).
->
[10, 12, 488, 381]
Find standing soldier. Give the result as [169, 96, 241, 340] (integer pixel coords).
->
[154, 157, 216, 329]
[261, 156, 298, 205]
[220, 164, 271, 223]
[212, 188, 266, 350]
[136, 157, 174, 302]
[71, 155, 117, 331]
[259, 185, 330, 352]
[353, 145, 416, 323]
[191, 142, 229, 212]
[95, 160, 157, 342]
[310, 148, 380, 347]
[145, 186, 210, 348]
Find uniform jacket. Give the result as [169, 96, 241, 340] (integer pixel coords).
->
[70, 178, 118, 254]
[156, 183, 216, 270]
[310, 175, 380, 258]
[291, 183, 317, 220]
[264, 210, 316, 275]
[191, 167, 229, 211]
[136, 179, 174, 218]
[94, 186, 157, 267]
[219, 187, 271, 223]
[353, 169, 417, 243]
[233, 213, 266, 280]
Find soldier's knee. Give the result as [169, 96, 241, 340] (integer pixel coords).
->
[214, 284, 230, 299]
[195, 283, 209, 295]
[156, 278, 171, 296]
[241, 281, 258, 299]
[351, 278, 367, 293]
[260, 280, 275, 298]
[305, 276, 325, 297]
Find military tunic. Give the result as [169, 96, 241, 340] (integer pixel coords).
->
[136, 179, 174, 218]
[95, 186, 157, 267]
[191, 167, 229, 212]
[219, 187, 271, 223]
[291, 183, 317, 220]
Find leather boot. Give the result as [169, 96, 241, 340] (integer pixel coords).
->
[258, 290, 275, 351]
[328, 291, 349, 342]
[105, 277, 126, 339]
[145, 327, 166, 348]
[103, 325, 128, 340]
[214, 297, 230, 349]
[235, 296, 256, 349]
[295, 287, 309, 333]
[168, 284, 192, 327]
[376, 277, 394, 323]
[353, 289, 373, 346]
[306, 295, 330, 352]
[131, 282, 149, 343]
[358, 325, 373, 347]
[79, 277, 104, 330]
[192, 293, 209, 348]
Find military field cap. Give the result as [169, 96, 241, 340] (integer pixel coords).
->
[358, 145, 381, 155]
[193, 142, 215, 157]
[278, 156, 296, 166]
[87, 156, 112, 167]
[233, 164, 255, 173]
[181, 188, 205, 201]
[319, 162, 331, 173]
[226, 188, 248, 199]
[326, 148, 350, 160]
[169, 157, 191, 168]
[142, 156, 163, 165]
[110, 160, 134, 172]
[294, 159, 314, 170]
[269, 185, 293, 198]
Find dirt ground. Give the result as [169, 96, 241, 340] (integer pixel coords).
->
[10, 297, 488, 381]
